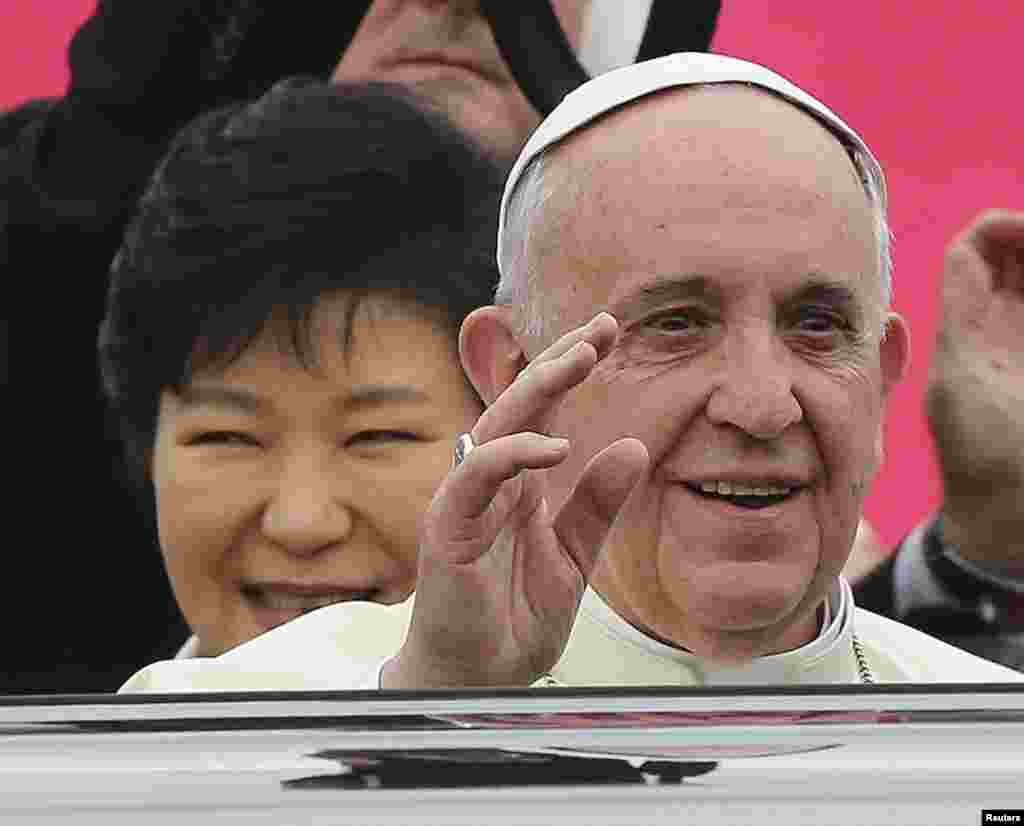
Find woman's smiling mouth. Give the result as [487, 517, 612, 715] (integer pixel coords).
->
[242, 583, 380, 628]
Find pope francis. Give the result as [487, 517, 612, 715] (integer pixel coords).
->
[122, 53, 1023, 692]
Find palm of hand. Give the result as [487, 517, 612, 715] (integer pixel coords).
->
[399, 313, 648, 688]
[927, 210, 1024, 554]
[413, 471, 587, 684]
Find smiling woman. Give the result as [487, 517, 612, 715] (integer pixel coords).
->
[149, 295, 485, 657]
[99, 78, 500, 658]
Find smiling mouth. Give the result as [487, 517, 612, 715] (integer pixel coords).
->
[685, 481, 802, 510]
[242, 586, 379, 619]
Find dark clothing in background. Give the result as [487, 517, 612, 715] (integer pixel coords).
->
[854, 523, 1024, 674]
[2, 1, 366, 694]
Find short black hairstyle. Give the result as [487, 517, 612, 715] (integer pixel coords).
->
[100, 78, 504, 477]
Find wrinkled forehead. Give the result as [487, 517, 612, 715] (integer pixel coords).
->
[496, 52, 885, 275]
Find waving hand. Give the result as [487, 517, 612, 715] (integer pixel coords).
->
[382, 313, 648, 688]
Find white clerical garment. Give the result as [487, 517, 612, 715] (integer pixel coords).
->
[120, 579, 1023, 692]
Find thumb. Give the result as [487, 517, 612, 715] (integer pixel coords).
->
[552, 438, 649, 581]
[939, 210, 1024, 350]
[940, 230, 993, 350]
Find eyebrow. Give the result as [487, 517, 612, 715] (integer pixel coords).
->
[610, 275, 719, 323]
[344, 385, 433, 409]
[782, 280, 860, 310]
[609, 273, 863, 322]
[176, 383, 432, 414]
[177, 385, 266, 413]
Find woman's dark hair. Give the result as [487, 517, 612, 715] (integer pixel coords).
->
[100, 78, 504, 477]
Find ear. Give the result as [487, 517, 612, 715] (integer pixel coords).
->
[872, 312, 911, 470]
[879, 312, 911, 398]
[459, 306, 529, 406]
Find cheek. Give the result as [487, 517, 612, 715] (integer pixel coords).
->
[152, 457, 252, 595]
[545, 366, 704, 505]
[803, 370, 885, 483]
[798, 373, 884, 570]
[361, 446, 457, 564]
[585, 360, 707, 453]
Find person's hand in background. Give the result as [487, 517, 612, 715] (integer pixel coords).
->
[927, 210, 1024, 577]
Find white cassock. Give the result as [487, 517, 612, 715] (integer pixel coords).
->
[120, 579, 1023, 692]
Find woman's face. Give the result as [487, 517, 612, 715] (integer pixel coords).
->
[151, 294, 483, 656]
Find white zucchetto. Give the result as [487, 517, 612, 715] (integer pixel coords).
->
[496, 52, 885, 277]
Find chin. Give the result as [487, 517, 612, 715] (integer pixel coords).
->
[663, 560, 818, 644]
[679, 551, 812, 600]
[416, 89, 534, 158]
[194, 623, 256, 658]
[686, 625, 796, 664]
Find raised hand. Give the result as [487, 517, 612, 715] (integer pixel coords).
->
[926, 209, 1024, 573]
[381, 313, 649, 688]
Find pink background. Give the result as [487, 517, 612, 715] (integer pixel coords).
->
[4, 2, 1021, 548]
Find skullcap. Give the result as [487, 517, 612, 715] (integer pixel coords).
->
[497, 52, 884, 276]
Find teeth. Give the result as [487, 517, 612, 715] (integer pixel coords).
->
[699, 482, 794, 497]
[257, 592, 357, 613]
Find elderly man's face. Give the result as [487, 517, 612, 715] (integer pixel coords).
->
[332, 0, 589, 160]
[531, 86, 907, 661]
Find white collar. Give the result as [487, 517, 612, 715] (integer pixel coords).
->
[173, 582, 860, 684]
[564, 579, 857, 685]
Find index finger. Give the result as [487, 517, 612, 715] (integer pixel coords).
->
[472, 312, 619, 445]
[528, 311, 619, 365]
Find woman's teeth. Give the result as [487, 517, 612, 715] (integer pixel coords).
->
[254, 591, 372, 614]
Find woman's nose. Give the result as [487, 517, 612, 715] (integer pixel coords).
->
[260, 461, 355, 556]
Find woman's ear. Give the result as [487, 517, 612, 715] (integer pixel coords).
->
[459, 306, 528, 405]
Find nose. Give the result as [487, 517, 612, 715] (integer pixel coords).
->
[260, 456, 354, 557]
[705, 327, 803, 439]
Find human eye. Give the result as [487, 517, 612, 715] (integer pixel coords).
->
[793, 306, 851, 336]
[347, 430, 421, 447]
[645, 307, 712, 334]
[786, 309, 860, 350]
[185, 430, 261, 447]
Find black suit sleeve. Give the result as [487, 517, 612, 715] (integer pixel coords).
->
[853, 521, 1024, 672]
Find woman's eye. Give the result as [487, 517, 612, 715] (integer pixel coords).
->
[187, 431, 259, 447]
[348, 430, 420, 446]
